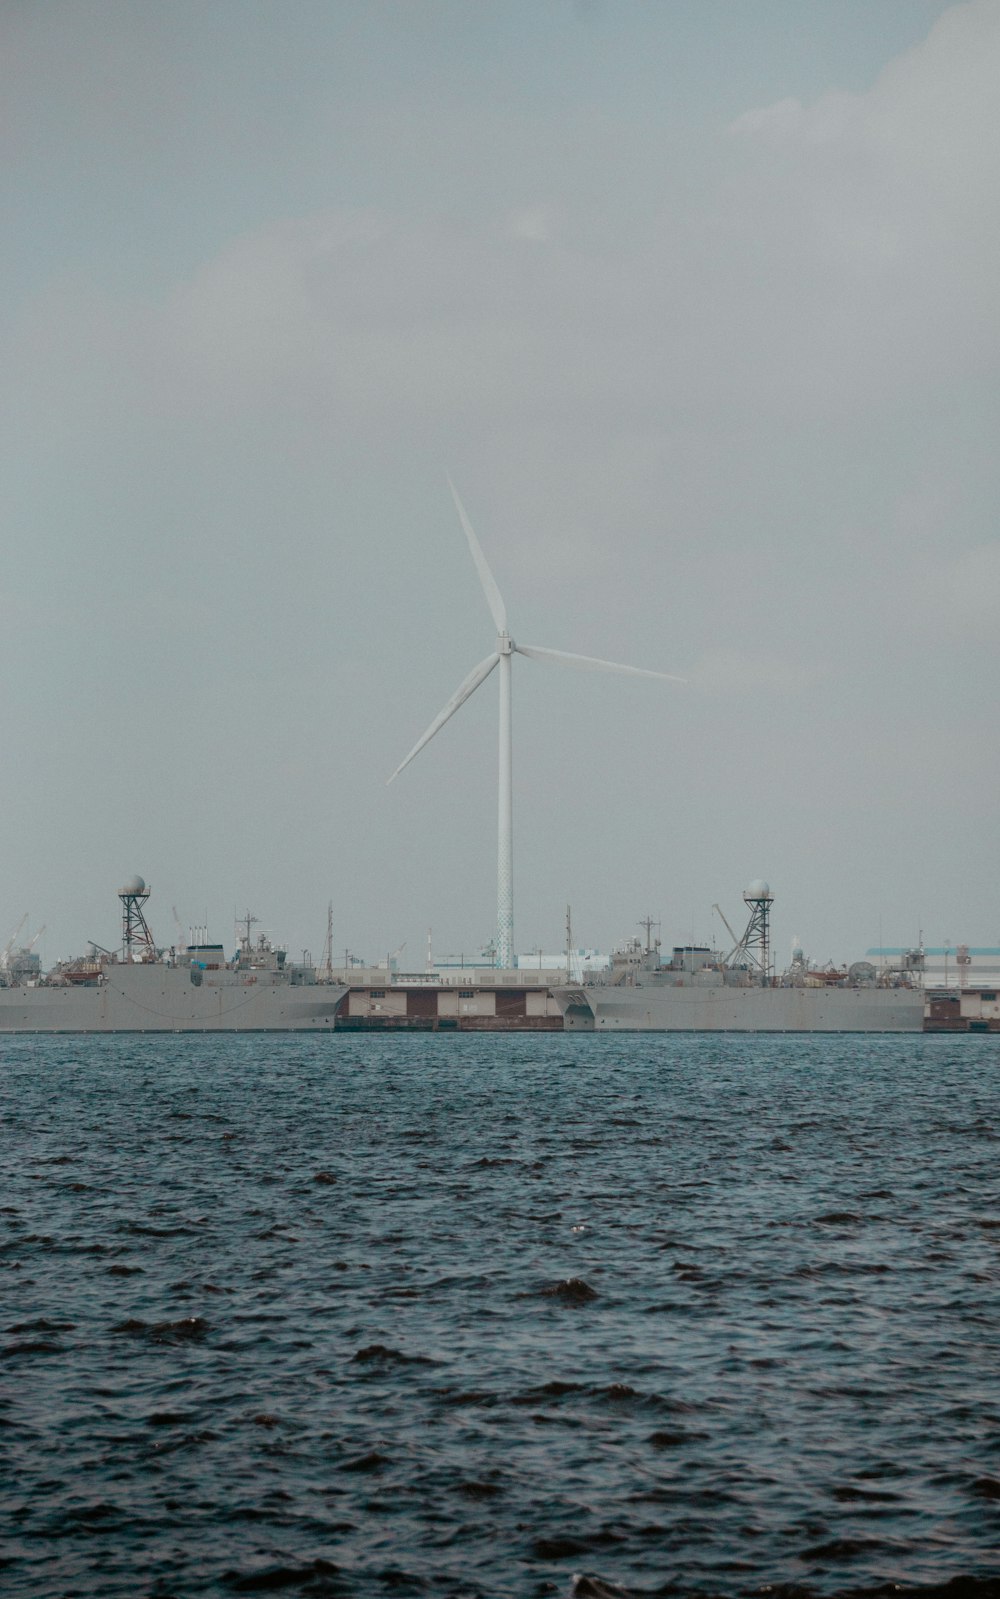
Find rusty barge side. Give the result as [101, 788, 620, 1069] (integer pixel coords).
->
[923, 988, 1000, 1033]
[335, 983, 563, 1030]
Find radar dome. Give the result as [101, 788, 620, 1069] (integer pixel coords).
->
[120, 874, 146, 895]
[744, 879, 772, 900]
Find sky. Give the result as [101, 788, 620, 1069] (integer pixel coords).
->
[2, 0, 998, 970]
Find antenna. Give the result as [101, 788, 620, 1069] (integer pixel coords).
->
[638, 915, 660, 955]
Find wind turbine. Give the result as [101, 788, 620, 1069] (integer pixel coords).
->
[388, 480, 684, 970]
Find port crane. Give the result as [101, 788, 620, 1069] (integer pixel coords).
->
[1, 915, 28, 970]
[712, 903, 741, 954]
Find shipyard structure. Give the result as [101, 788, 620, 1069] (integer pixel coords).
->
[334, 972, 563, 1031]
[0, 880, 347, 1033]
[1, 878, 993, 1033]
[319, 883, 928, 1034]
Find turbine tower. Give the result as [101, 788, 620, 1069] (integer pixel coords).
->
[388, 481, 683, 970]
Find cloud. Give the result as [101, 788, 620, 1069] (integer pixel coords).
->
[12, 2, 999, 462]
[1, 1, 998, 962]
[7, 2, 999, 631]
[910, 541, 1000, 640]
[725, 0, 1000, 394]
[506, 205, 556, 243]
[690, 649, 807, 699]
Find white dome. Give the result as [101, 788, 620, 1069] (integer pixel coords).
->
[744, 878, 772, 900]
[120, 874, 146, 895]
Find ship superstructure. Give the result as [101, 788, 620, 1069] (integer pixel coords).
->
[0, 879, 348, 1033]
[551, 881, 924, 1032]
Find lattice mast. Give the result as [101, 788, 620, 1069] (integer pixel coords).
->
[739, 880, 773, 978]
[120, 876, 156, 962]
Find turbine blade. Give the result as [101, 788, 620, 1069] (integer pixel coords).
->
[387, 652, 500, 784]
[516, 644, 686, 682]
[447, 477, 508, 635]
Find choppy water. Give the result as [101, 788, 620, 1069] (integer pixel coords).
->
[2, 1034, 999, 1599]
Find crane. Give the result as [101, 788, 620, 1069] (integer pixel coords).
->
[712, 903, 741, 957]
[1, 914, 28, 969]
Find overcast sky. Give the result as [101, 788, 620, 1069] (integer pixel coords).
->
[2, 0, 997, 969]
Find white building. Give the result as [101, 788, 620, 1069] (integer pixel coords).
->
[866, 945, 1000, 990]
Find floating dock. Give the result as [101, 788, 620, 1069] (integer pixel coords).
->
[335, 981, 563, 1030]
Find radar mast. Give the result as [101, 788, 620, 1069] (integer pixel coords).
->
[120, 876, 156, 962]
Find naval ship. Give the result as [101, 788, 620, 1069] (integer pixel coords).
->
[551, 881, 924, 1033]
[0, 878, 348, 1033]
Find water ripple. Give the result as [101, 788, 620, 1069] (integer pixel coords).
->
[1, 1033, 998, 1598]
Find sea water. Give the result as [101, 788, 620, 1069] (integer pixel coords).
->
[2, 1034, 998, 1598]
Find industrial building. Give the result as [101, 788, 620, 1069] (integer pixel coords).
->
[866, 945, 1000, 989]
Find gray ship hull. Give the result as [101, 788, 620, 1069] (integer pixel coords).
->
[552, 980, 924, 1032]
[0, 967, 348, 1033]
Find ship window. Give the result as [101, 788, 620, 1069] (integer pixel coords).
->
[370, 989, 385, 999]
[982, 991, 997, 1001]
[458, 990, 474, 999]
